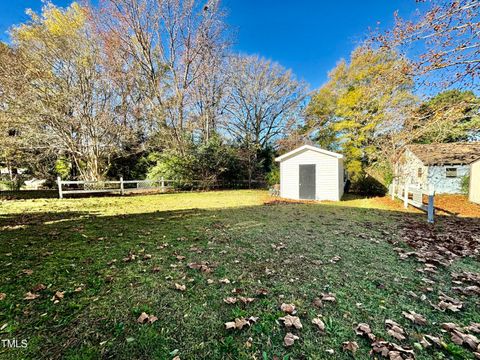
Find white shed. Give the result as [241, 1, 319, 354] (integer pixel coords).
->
[275, 145, 344, 201]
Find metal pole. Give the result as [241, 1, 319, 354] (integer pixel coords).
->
[57, 176, 63, 199]
[427, 184, 435, 223]
[404, 179, 409, 208]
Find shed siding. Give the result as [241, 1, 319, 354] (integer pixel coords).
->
[338, 158, 344, 200]
[469, 160, 480, 204]
[279, 149, 340, 201]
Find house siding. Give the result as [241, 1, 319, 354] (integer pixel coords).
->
[395, 149, 428, 187]
[470, 160, 480, 204]
[279, 149, 340, 201]
[427, 165, 469, 194]
[396, 149, 471, 194]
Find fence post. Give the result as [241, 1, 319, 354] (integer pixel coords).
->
[57, 176, 63, 199]
[161, 177, 165, 192]
[120, 176, 124, 195]
[427, 184, 435, 223]
[403, 180, 409, 208]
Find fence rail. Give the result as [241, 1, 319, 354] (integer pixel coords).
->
[57, 177, 265, 199]
[389, 179, 435, 223]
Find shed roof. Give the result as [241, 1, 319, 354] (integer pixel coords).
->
[275, 145, 343, 162]
[407, 142, 480, 166]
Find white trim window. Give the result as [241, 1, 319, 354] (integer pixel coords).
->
[446, 167, 458, 178]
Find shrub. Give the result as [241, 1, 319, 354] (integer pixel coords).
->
[350, 175, 388, 196]
[265, 167, 279, 186]
[461, 175, 470, 195]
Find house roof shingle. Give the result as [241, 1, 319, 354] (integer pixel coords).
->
[407, 142, 480, 166]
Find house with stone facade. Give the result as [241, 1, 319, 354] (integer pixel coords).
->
[394, 142, 480, 194]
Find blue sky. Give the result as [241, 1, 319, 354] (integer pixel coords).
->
[0, 1, 421, 89]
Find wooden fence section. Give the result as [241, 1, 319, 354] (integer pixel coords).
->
[57, 177, 266, 199]
[389, 179, 435, 223]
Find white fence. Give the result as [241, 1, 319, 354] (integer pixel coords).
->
[57, 177, 266, 199]
[389, 179, 435, 223]
[57, 177, 172, 198]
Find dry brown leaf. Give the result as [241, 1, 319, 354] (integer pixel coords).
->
[176, 255, 186, 261]
[402, 310, 427, 325]
[279, 315, 302, 329]
[239, 297, 255, 304]
[219, 278, 231, 284]
[223, 297, 238, 304]
[355, 323, 376, 341]
[22, 269, 33, 275]
[187, 262, 212, 273]
[342, 341, 359, 354]
[224, 317, 257, 330]
[207, 279, 214, 284]
[137, 312, 158, 324]
[321, 293, 336, 302]
[0, 293, 5, 301]
[385, 319, 406, 341]
[312, 317, 325, 333]
[225, 321, 236, 329]
[24, 292, 39, 300]
[137, 312, 149, 323]
[284, 332, 299, 347]
[175, 283, 186, 291]
[312, 297, 323, 308]
[255, 288, 269, 296]
[424, 334, 443, 347]
[32, 284, 46, 292]
[280, 303, 296, 314]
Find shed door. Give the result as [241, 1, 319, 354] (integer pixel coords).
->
[299, 164, 316, 200]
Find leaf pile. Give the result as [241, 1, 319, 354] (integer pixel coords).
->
[397, 217, 480, 267]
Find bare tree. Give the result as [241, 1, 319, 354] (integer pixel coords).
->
[0, 3, 132, 181]
[377, 0, 480, 90]
[94, 0, 229, 152]
[223, 55, 308, 149]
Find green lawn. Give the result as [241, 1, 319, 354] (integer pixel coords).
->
[0, 190, 478, 359]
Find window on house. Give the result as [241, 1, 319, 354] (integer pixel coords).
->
[417, 168, 423, 178]
[446, 167, 457, 178]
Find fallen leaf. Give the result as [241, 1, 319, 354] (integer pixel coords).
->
[175, 283, 186, 291]
[239, 297, 255, 304]
[224, 317, 257, 330]
[137, 312, 149, 323]
[0, 293, 5, 301]
[402, 310, 427, 325]
[284, 332, 299, 347]
[223, 297, 238, 304]
[32, 284, 46, 292]
[312, 317, 325, 333]
[137, 312, 158, 324]
[279, 315, 302, 329]
[355, 323, 376, 341]
[24, 292, 40, 300]
[22, 269, 33, 275]
[342, 341, 359, 354]
[280, 303, 296, 314]
[321, 293, 336, 302]
[219, 278, 230, 284]
[207, 279, 214, 284]
[385, 319, 407, 341]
